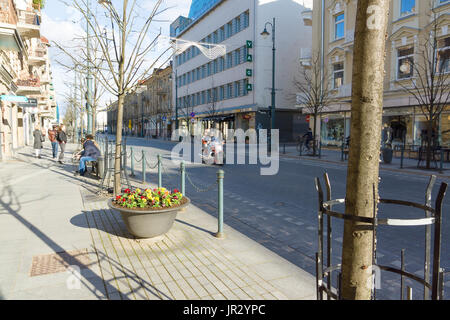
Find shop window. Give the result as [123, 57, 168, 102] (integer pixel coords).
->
[437, 37, 450, 73]
[333, 62, 344, 88]
[398, 47, 414, 79]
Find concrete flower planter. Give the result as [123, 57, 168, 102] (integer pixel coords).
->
[107, 197, 190, 238]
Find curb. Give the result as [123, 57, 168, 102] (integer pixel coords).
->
[281, 153, 450, 179]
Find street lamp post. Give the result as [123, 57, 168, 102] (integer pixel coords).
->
[261, 18, 276, 154]
[175, 70, 179, 131]
[86, 0, 93, 135]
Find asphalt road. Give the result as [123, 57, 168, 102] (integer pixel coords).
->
[100, 134, 450, 300]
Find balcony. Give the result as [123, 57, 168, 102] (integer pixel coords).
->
[28, 47, 46, 66]
[16, 9, 40, 39]
[301, 9, 312, 27]
[0, 0, 22, 51]
[334, 83, 352, 99]
[342, 29, 355, 49]
[16, 77, 42, 95]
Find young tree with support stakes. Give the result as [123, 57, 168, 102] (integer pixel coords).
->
[294, 52, 335, 156]
[56, 0, 172, 196]
[341, 0, 390, 300]
[397, 8, 450, 169]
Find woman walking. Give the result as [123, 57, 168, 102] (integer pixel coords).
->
[33, 125, 44, 159]
[56, 124, 67, 164]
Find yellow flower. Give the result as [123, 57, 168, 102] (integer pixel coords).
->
[136, 188, 141, 194]
[147, 194, 153, 200]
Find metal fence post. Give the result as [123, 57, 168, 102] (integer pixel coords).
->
[130, 147, 135, 177]
[180, 161, 185, 195]
[158, 154, 162, 188]
[215, 169, 225, 239]
[142, 150, 146, 184]
[400, 145, 404, 169]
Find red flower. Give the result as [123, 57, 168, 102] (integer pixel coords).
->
[141, 196, 145, 199]
[116, 196, 121, 201]
[122, 198, 126, 202]
[124, 188, 131, 194]
[173, 189, 179, 193]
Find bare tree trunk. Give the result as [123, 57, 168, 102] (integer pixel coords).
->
[341, 0, 389, 300]
[313, 109, 318, 156]
[114, 93, 124, 196]
[426, 116, 433, 169]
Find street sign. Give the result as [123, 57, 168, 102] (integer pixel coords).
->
[246, 40, 253, 49]
[191, 118, 195, 123]
[0, 95, 28, 102]
[190, 112, 195, 118]
[246, 83, 253, 91]
[246, 69, 253, 77]
[246, 54, 253, 62]
[306, 115, 310, 123]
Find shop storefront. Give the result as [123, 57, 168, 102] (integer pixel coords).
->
[318, 106, 450, 148]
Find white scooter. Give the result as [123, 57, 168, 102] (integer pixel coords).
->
[201, 136, 225, 165]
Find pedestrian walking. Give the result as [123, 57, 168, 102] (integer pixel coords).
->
[56, 124, 67, 164]
[33, 125, 44, 159]
[48, 124, 59, 159]
[74, 134, 101, 176]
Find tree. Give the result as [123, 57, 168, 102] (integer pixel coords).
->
[294, 52, 335, 156]
[56, 0, 172, 195]
[341, 0, 390, 300]
[398, 8, 450, 169]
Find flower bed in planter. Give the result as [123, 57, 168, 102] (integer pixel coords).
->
[108, 187, 190, 238]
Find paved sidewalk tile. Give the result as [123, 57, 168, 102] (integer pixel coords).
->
[0, 145, 316, 300]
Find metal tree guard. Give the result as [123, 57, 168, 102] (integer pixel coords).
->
[314, 173, 447, 300]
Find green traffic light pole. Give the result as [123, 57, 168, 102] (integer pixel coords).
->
[261, 18, 276, 154]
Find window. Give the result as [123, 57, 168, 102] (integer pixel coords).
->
[334, 13, 345, 40]
[400, 0, 415, 15]
[202, 91, 206, 104]
[234, 81, 241, 97]
[235, 48, 241, 65]
[220, 86, 225, 100]
[437, 37, 450, 73]
[333, 62, 344, 88]
[235, 17, 241, 34]
[397, 47, 414, 79]
[226, 22, 232, 38]
[227, 83, 233, 99]
[227, 52, 233, 68]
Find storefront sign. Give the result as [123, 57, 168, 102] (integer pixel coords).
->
[306, 115, 310, 123]
[0, 95, 28, 102]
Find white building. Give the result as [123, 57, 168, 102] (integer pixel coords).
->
[170, 0, 312, 141]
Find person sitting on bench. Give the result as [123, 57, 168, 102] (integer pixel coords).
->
[74, 134, 101, 176]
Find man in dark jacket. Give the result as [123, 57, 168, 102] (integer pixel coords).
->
[56, 124, 67, 164]
[75, 134, 101, 176]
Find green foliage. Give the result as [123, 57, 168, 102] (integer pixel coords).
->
[33, 0, 45, 9]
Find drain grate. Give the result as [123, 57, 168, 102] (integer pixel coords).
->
[30, 249, 91, 277]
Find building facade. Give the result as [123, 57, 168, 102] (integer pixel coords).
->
[170, 0, 312, 141]
[107, 65, 173, 139]
[0, 0, 57, 160]
[302, 0, 450, 148]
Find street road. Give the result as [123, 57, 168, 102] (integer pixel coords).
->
[102, 135, 450, 300]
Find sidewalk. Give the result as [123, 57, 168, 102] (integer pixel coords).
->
[281, 145, 450, 178]
[0, 144, 316, 300]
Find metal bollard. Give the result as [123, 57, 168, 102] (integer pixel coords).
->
[180, 161, 185, 195]
[341, 142, 345, 162]
[440, 149, 444, 173]
[142, 150, 146, 184]
[400, 145, 404, 169]
[130, 147, 135, 177]
[319, 141, 322, 159]
[215, 169, 225, 239]
[158, 154, 162, 188]
[97, 156, 104, 179]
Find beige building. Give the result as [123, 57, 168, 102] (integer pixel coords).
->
[107, 64, 173, 139]
[0, 0, 57, 160]
[301, 0, 450, 148]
